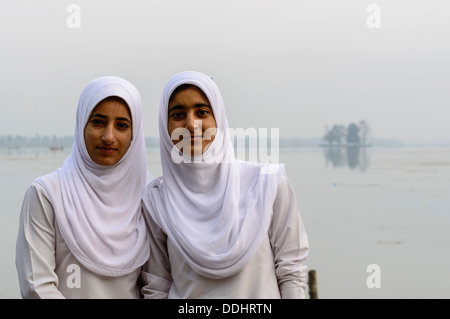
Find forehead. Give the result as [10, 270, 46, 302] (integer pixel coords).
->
[92, 96, 131, 116]
[169, 85, 209, 104]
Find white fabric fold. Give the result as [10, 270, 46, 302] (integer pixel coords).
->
[38, 76, 153, 276]
[143, 71, 284, 278]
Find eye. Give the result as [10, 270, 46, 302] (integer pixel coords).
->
[91, 119, 104, 125]
[197, 109, 209, 117]
[170, 112, 184, 119]
[117, 122, 130, 130]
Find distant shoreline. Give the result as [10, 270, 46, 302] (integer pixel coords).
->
[0, 135, 449, 148]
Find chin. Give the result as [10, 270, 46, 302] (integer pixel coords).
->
[190, 147, 204, 157]
[94, 158, 120, 166]
[98, 161, 115, 166]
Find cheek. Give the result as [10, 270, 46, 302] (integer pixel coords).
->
[202, 119, 217, 143]
[123, 132, 132, 148]
[167, 121, 179, 140]
[83, 128, 94, 147]
[204, 118, 217, 132]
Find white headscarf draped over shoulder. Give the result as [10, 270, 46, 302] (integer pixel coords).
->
[37, 76, 153, 276]
[143, 71, 285, 278]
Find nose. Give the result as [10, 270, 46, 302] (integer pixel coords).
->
[184, 113, 200, 133]
[102, 125, 115, 144]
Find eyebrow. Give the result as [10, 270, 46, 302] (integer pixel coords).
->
[168, 103, 212, 113]
[90, 113, 131, 123]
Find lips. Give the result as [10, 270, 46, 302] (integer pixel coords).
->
[190, 135, 203, 142]
[97, 146, 118, 154]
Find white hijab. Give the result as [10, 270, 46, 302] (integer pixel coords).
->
[143, 71, 284, 278]
[38, 76, 153, 276]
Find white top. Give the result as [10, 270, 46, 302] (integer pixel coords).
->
[141, 71, 309, 298]
[141, 173, 309, 299]
[15, 76, 152, 298]
[38, 76, 151, 276]
[16, 174, 143, 299]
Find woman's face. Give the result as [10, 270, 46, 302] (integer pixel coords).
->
[84, 97, 132, 166]
[167, 85, 217, 156]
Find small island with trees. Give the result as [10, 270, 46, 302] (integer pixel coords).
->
[321, 120, 371, 147]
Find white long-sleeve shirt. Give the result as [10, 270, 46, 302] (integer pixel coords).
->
[141, 175, 309, 299]
[15, 172, 142, 299]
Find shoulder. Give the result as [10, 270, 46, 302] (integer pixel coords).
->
[145, 176, 164, 190]
[25, 171, 58, 196]
[145, 171, 156, 187]
[21, 173, 57, 223]
[142, 176, 164, 207]
[237, 160, 286, 178]
[141, 176, 166, 231]
[34, 171, 60, 190]
[276, 172, 291, 195]
[24, 171, 61, 207]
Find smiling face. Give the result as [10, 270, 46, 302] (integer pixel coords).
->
[84, 96, 132, 166]
[167, 85, 217, 156]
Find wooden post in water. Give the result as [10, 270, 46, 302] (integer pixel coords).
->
[308, 270, 318, 299]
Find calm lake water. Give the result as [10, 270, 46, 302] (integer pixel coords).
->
[1, 145, 450, 299]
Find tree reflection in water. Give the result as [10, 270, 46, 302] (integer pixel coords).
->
[323, 145, 370, 172]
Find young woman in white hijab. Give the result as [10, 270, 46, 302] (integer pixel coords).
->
[16, 76, 153, 298]
[141, 71, 309, 299]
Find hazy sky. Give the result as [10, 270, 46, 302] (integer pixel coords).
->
[1, 0, 449, 142]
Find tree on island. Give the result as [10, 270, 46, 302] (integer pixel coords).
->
[323, 120, 371, 146]
[323, 124, 346, 145]
[346, 123, 360, 144]
[358, 120, 370, 145]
